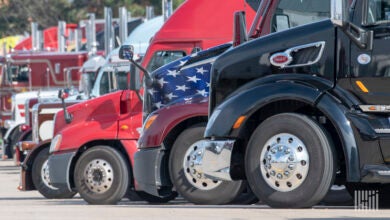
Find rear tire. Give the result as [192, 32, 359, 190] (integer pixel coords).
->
[245, 113, 335, 208]
[74, 146, 129, 205]
[32, 147, 76, 199]
[169, 124, 256, 205]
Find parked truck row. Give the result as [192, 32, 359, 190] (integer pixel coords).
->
[8, 0, 390, 209]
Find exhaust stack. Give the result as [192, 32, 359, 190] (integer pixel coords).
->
[162, 0, 173, 21]
[58, 21, 66, 52]
[146, 6, 155, 20]
[31, 22, 39, 51]
[37, 30, 44, 51]
[74, 28, 82, 52]
[119, 7, 128, 46]
[86, 13, 97, 54]
[104, 7, 113, 56]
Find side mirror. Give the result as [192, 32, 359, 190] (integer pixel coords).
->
[58, 89, 72, 124]
[119, 45, 135, 60]
[331, 0, 348, 27]
[129, 63, 141, 91]
[233, 11, 248, 47]
[58, 88, 69, 99]
[275, 14, 290, 31]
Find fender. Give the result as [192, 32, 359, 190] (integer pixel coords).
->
[205, 77, 362, 181]
[138, 97, 208, 149]
[205, 81, 324, 137]
[3, 122, 23, 141]
[316, 93, 360, 181]
[14, 128, 32, 164]
[20, 139, 51, 190]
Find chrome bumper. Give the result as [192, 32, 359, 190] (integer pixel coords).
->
[192, 139, 235, 181]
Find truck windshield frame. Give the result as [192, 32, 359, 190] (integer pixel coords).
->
[146, 50, 187, 72]
[6, 64, 30, 84]
[362, 0, 390, 25]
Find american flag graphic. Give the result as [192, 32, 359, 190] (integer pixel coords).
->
[149, 43, 231, 111]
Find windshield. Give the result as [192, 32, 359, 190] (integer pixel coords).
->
[366, 0, 390, 25]
[146, 50, 187, 72]
[90, 64, 129, 97]
[7, 64, 29, 83]
[272, 0, 330, 32]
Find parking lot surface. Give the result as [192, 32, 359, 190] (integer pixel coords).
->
[0, 160, 389, 220]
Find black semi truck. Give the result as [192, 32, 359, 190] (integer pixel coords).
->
[194, 0, 390, 208]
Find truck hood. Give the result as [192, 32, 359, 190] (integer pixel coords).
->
[54, 90, 123, 136]
[148, 43, 231, 111]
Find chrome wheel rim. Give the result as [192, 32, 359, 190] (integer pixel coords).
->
[183, 143, 222, 190]
[83, 159, 114, 194]
[260, 133, 309, 192]
[41, 159, 57, 190]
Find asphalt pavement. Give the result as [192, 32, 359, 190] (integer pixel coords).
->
[0, 159, 390, 220]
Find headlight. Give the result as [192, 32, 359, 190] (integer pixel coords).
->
[143, 114, 158, 131]
[49, 134, 62, 153]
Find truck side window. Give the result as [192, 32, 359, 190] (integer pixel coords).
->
[99, 72, 110, 95]
[146, 51, 186, 72]
[115, 71, 128, 90]
[367, 0, 390, 24]
[7, 65, 29, 83]
[272, 0, 330, 33]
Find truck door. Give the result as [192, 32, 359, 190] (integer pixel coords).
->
[349, 0, 390, 105]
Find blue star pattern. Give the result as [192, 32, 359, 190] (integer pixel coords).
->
[148, 43, 232, 111]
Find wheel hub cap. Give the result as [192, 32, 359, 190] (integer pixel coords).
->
[183, 143, 222, 190]
[260, 133, 309, 192]
[41, 159, 58, 190]
[83, 159, 113, 194]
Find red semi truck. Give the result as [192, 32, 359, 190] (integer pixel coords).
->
[45, 0, 258, 204]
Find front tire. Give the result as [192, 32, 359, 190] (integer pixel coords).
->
[169, 124, 256, 205]
[245, 113, 335, 208]
[32, 147, 76, 199]
[74, 146, 129, 205]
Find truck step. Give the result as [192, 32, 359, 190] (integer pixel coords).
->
[361, 164, 390, 183]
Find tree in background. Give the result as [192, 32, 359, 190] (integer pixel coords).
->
[0, 0, 184, 38]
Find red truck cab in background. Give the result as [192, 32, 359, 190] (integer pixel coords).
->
[47, 0, 257, 205]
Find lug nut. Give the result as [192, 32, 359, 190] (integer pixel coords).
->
[284, 171, 290, 176]
[277, 173, 283, 179]
[285, 148, 290, 154]
[192, 169, 197, 174]
[190, 162, 194, 167]
[288, 156, 294, 161]
[278, 146, 283, 151]
[197, 151, 202, 155]
[192, 155, 196, 160]
[266, 164, 272, 169]
[197, 174, 202, 178]
[271, 149, 276, 154]
[288, 164, 294, 170]
[270, 171, 276, 176]
[267, 155, 271, 160]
